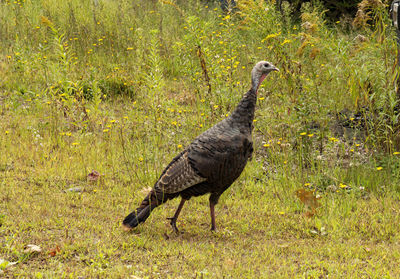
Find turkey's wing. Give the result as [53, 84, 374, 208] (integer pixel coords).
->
[154, 151, 206, 194]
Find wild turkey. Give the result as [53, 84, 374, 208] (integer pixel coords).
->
[123, 61, 279, 233]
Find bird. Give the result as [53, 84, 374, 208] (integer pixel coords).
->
[122, 61, 279, 233]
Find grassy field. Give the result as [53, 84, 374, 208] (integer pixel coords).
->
[1, 0, 400, 278]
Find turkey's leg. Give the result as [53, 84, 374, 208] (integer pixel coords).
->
[167, 198, 186, 233]
[210, 201, 216, 231]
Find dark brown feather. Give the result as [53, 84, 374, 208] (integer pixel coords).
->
[155, 151, 206, 194]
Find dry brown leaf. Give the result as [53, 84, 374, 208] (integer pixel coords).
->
[296, 188, 321, 218]
[87, 170, 101, 182]
[48, 245, 61, 257]
[304, 210, 316, 218]
[223, 259, 236, 270]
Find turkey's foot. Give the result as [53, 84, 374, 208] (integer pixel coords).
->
[167, 217, 180, 234]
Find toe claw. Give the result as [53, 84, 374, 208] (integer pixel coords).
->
[167, 217, 179, 234]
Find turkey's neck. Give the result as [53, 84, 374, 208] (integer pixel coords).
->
[229, 73, 267, 130]
[230, 88, 257, 130]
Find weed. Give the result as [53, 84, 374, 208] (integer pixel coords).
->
[1, 0, 400, 277]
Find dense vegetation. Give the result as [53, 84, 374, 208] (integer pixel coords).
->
[1, 0, 400, 277]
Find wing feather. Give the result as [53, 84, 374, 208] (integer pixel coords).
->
[154, 151, 206, 194]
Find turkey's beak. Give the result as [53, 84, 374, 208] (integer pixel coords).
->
[272, 66, 279, 72]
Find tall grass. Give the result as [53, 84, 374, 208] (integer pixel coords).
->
[2, 0, 398, 143]
[1, 0, 400, 277]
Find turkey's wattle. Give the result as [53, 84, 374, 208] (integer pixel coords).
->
[123, 61, 278, 233]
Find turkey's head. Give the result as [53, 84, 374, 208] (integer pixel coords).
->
[251, 61, 279, 92]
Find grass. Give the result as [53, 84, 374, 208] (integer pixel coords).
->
[1, 0, 400, 277]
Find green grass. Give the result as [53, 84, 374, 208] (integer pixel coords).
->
[1, 0, 400, 277]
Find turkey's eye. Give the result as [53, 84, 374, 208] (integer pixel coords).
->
[263, 63, 270, 68]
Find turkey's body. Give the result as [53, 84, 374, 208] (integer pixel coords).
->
[123, 61, 278, 232]
[185, 90, 256, 201]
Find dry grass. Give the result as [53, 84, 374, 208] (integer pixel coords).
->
[1, 0, 400, 278]
[1, 97, 400, 278]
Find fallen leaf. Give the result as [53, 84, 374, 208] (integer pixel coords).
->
[87, 170, 101, 182]
[296, 188, 321, 218]
[304, 211, 316, 218]
[0, 259, 18, 269]
[277, 243, 290, 248]
[309, 226, 327, 236]
[24, 244, 42, 253]
[48, 245, 61, 257]
[223, 259, 236, 270]
[64, 187, 83, 193]
[295, 188, 321, 210]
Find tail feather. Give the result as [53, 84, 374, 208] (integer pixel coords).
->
[122, 205, 152, 229]
[122, 190, 166, 230]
